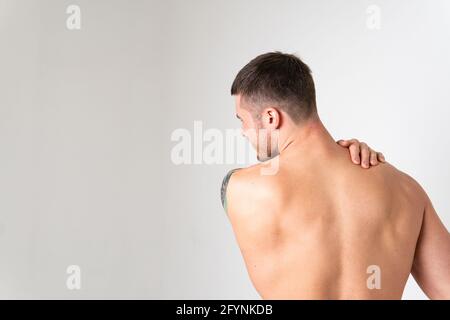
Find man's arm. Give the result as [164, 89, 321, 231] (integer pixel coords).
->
[411, 195, 450, 299]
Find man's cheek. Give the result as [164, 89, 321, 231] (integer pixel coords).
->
[241, 128, 247, 138]
[246, 128, 257, 142]
[241, 128, 254, 147]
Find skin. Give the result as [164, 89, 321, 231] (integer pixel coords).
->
[226, 95, 450, 299]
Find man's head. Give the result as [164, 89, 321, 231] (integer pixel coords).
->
[231, 51, 318, 161]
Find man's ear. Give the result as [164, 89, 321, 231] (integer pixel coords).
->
[261, 107, 281, 129]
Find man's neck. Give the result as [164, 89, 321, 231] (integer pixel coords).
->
[278, 117, 339, 159]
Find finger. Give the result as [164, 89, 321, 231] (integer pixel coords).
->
[348, 138, 359, 144]
[377, 152, 386, 163]
[369, 148, 379, 166]
[359, 142, 370, 168]
[337, 139, 350, 147]
[348, 143, 361, 164]
[339, 138, 359, 146]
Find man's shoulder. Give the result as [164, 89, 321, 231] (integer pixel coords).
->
[224, 163, 283, 218]
[228, 162, 281, 193]
[378, 162, 428, 207]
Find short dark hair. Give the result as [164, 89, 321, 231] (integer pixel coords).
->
[231, 51, 317, 123]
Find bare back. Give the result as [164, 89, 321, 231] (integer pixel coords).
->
[226, 147, 426, 299]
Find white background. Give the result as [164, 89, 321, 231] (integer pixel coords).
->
[0, 0, 448, 299]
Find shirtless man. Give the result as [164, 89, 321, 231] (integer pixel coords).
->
[221, 52, 450, 299]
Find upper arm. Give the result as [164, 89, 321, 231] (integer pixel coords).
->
[224, 167, 278, 240]
[411, 194, 450, 299]
[220, 168, 242, 216]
